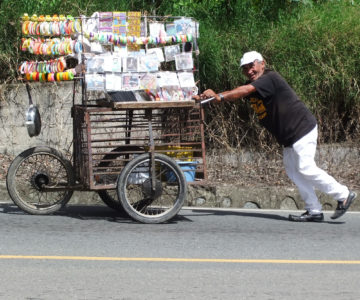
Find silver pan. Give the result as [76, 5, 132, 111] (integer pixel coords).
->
[25, 104, 41, 137]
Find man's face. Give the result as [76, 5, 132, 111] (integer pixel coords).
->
[242, 60, 265, 82]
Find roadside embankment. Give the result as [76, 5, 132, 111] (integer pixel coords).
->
[1, 82, 359, 211]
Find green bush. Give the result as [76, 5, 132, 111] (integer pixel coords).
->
[1, 0, 360, 147]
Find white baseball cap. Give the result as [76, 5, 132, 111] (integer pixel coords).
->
[240, 51, 264, 67]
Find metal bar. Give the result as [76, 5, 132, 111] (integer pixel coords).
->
[200, 105, 207, 179]
[146, 109, 156, 190]
[85, 111, 94, 189]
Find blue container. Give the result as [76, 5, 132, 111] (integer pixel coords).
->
[167, 161, 197, 182]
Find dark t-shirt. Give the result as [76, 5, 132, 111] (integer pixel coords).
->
[248, 70, 317, 147]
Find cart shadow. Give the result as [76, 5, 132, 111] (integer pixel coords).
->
[0, 203, 192, 224]
[184, 209, 345, 224]
[56, 205, 192, 223]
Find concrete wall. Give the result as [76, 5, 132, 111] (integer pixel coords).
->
[0, 82, 78, 156]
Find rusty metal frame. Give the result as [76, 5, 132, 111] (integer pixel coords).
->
[72, 103, 207, 191]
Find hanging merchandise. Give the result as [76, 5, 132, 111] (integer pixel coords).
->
[105, 73, 122, 91]
[20, 12, 200, 102]
[84, 31, 193, 46]
[139, 52, 159, 72]
[158, 72, 184, 101]
[174, 18, 198, 36]
[112, 11, 127, 53]
[139, 73, 157, 90]
[102, 54, 122, 73]
[21, 14, 82, 36]
[122, 73, 140, 90]
[24, 84, 41, 137]
[19, 57, 66, 74]
[175, 52, 194, 71]
[86, 73, 105, 90]
[21, 37, 83, 55]
[164, 44, 180, 62]
[146, 48, 165, 63]
[178, 71, 196, 100]
[86, 54, 105, 73]
[99, 12, 113, 33]
[127, 11, 141, 52]
[123, 56, 139, 72]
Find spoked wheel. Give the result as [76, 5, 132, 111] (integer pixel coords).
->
[117, 153, 187, 224]
[96, 146, 144, 211]
[6, 146, 75, 215]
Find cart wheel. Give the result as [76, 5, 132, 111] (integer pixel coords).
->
[117, 153, 187, 224]
[97, 146, 144, 212]
[6, 146, 75, 215]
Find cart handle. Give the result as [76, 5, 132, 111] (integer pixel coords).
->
[200, 97, 216, 105]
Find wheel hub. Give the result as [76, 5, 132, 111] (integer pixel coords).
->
[31, 171, 50, 190]
[142, 178, 163, 200]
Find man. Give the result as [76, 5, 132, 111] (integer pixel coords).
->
[197, 51, 356, 222]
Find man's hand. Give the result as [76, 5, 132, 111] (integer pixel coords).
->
[192, 94, 201, 101]
[198, 89, 221, 103]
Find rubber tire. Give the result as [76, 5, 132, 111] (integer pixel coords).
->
[97, 146, 144, 212]
[6, 146, 75, 215]
[117, 153, 187, 224]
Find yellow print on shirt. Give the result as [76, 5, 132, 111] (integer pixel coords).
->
[250, 97, 267, 120]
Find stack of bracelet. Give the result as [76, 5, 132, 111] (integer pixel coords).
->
[84, 31, 193, 46]
[20, 56, 77, 81]
[21, 13, 81, 36]
[23, 69, 76, 82]
[20, 37, 82, 55]
[19, 57, 67, 74]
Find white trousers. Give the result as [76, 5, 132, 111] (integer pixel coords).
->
[283, 125, 349, 213]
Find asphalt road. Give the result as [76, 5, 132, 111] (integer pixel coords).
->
[1, 202, 360, 300]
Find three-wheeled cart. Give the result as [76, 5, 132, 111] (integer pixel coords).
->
[7, 99, 206, 223]
[9, 13, 206, 223]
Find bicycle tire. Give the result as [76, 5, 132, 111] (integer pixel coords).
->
[6, 146, 75, 215]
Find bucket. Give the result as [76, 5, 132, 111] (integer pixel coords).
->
[167, 161, 197, 182]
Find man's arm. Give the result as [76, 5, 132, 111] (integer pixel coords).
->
[195, 84, 256, 103]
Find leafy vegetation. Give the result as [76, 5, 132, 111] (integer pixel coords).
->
[1, 0, 360, 148]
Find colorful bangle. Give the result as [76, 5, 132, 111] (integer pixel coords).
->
[22, 21, 29, 35]
[68, 71, 74, 80]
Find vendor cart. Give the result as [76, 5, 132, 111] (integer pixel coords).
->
[7, 13, 206, 223]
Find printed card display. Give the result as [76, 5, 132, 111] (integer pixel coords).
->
[123, 56, 139, 72]
[175, 52, 194, 70]
[102, 54, 122, 72]
[165, 23, 176, 36]
[86, 73, 105, 91]
[122, 73, 140, 90]
[158, 72, 183, 101]
[147, 48, 165, 63]
[139, 52, 159, 72]
[105, 73, 122, 91]
[174, 18, 198, 37]
[178, 72, 196, 100]
[164, 45, 180, 62]
[99, 12, 113, 33]
[86, 55, 105, 73]
[177, 71, 195, 87]
[139, 73, 158, 90]
[149, 22, 166, 37]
